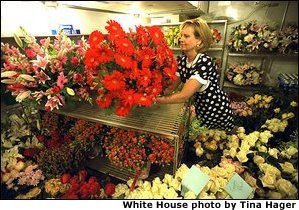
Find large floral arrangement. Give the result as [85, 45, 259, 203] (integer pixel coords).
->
[85, 20, 178, 116]
[102, 127, 174, 174]
[226, 62, 263, 86]
[228, 20, 298, 54]
[1, 27, 92, 111]
[228, 20, 279, 53]
[277, 25, 298, 54]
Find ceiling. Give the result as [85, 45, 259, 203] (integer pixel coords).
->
[56, 1, 206, 16]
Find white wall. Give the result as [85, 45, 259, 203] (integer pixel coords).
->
[1, 1, 142, 37]
[206, 1, 298, 80]
[1, 1, 297, 79]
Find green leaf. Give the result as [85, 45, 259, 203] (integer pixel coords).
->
[13, 33, 23, 49]
[102, 106, 115, 115]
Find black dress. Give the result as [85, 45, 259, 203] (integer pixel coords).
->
[177, 53, 235, 131]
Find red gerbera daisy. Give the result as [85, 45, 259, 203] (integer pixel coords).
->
[115, 38, 135, 56]
[115, 101, 131, 117]
[85, 48, 101, 69]
[102, 71, 126, 91]
[89, 30, 104, 48]
[137, 47, 155, 68]
[147, 26, 164, 45]
[97, 46, 113, 63]
[114, 53, 133, 69]
[136, 26, 149, 46]
[147, 84, 162, 97]
[137, 68, 152, 88]
[135, 93, 152, 107]
[96, 94, 112, 109]
[120, 89, 136, 107]
[105, 20, 126, 42]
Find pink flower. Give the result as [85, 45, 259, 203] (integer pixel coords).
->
[57, 72, 68, 90]
[25, 49, 36, 59]
[45, 95, 64, 111]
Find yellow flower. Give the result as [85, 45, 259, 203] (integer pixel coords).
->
[162, 173, 173, 185]
[286, 146, 298, 157]
[163, 187, 178, 199]
[169, 179, 181, 191]
[254, 94, 262, 101]
[260, 174, 276, 189]
[287, 112, 295, 118]
[198, 191, 216, 199]
[279, 162, 295, 174]
[274, 108, 280, 113]
[290, 101, 298, 107]
[281, 113, 288, 119]
[264, 95, 273, 103]
[259, 130, 273, 144]
[195, 146, 204, 157]
[267, 191, 282, 199]
[184, 191, 197, 199]
[253, 155, 265, 165]
[276, 178, 298, 198]
[14, 161, 25, 172]
[268, 148, 279, 159]
[228, 148, 237, 158]
[242, 110, 248, 117]
[237, 127, 245, 134]
[258, 145, 267, 153]
[236, 150, 248, 163]
[246, 97, 255, 106]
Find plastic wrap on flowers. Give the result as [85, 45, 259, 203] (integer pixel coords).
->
[84, 20, 178, 116]
[1, 27, 93, 111]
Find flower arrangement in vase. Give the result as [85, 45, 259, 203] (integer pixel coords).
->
[1, 27, 92, 111]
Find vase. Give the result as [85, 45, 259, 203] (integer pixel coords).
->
[139, 161, 151, 179]
[88, 145, 100, 159]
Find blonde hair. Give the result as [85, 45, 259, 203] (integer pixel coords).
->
[180, 18, 213, 52]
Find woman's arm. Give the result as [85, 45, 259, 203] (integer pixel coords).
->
[163, 76, 181, 95]
[156, 79, 202, 104]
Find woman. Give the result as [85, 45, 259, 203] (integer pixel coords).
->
[156, 18, 235, 132]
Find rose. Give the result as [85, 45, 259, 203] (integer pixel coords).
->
[279, 162, 296, 174]
[276, 178, 297, 198]
[61, 173, 71, 184]
[260, 174, 276, 189]
[105, 182, 116, 197]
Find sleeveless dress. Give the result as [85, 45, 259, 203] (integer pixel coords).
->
[177, 53, 235, 131]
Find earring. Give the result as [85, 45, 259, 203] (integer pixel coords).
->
[196, 44, 200, 48]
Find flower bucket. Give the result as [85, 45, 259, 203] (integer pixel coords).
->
[139, 161, 151, 179]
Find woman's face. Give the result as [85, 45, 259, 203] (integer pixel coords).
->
[180, 25, 200, 53]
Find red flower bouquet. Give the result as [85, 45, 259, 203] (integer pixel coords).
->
[1, 27, 92, 111]
[85, 20, 178, 116]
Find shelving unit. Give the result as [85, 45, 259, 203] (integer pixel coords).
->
[48, 102, 190, 181]
[154, 20, 228, 86]
[223, 52, 298, 93]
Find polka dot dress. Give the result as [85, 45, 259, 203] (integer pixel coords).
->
[177, 53, 235, 131]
